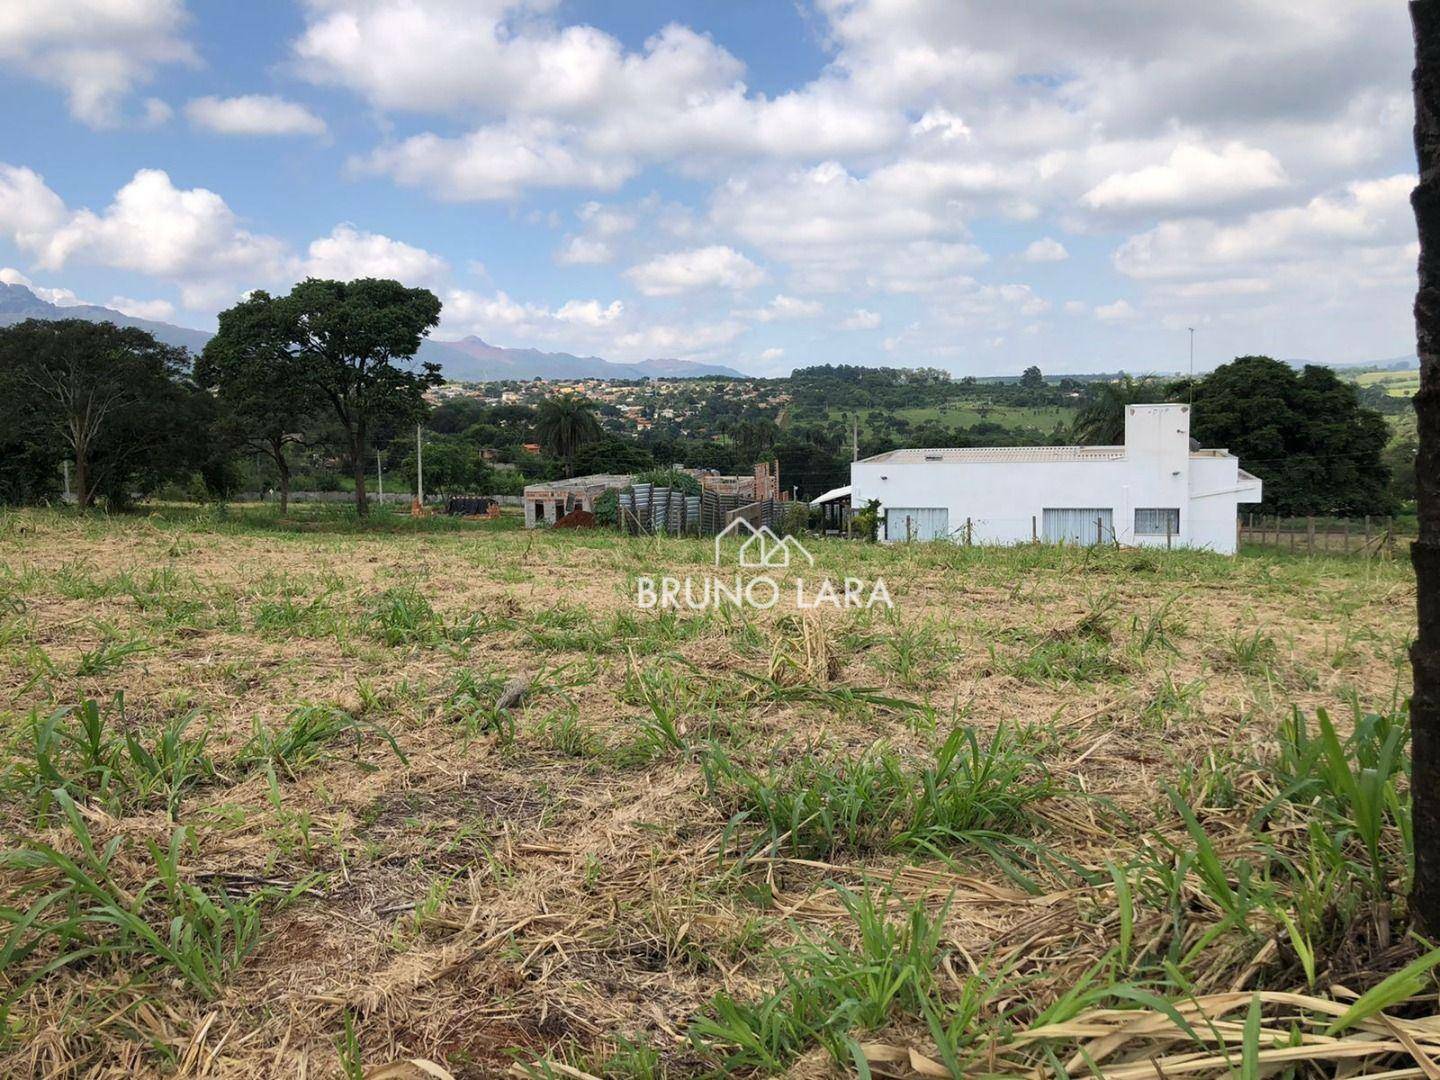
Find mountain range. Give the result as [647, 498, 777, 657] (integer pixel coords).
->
[0, 283, 743, 381]
[0, 281, 214, 353]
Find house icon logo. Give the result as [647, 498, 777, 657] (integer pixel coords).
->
[714, 517, 815, 568]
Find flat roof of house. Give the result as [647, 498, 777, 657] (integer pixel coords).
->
[858, 446, 1125, 464]
[857, 446, 1238, 465]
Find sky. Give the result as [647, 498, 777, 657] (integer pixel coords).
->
[0, 1, 1422, 377]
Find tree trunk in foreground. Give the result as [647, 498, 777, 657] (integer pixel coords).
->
[72, 453, 90, 509]
[351, 420, 369, 517]
[274, 440, 291, 516]
[1409, 1, 1440, 931]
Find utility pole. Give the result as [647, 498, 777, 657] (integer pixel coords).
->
[62, 460, 70, 501]
[415, 423, 424, 505]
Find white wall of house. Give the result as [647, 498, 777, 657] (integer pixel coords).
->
[850, 404, 1262, 554]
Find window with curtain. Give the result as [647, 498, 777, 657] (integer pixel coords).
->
[1135, 507, 1180, 535]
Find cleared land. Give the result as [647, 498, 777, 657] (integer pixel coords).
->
[1353, 370, 1422, 397]
[0, 507, 1426, 1078]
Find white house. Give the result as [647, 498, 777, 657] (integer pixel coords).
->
[845, 403, 1262, 554]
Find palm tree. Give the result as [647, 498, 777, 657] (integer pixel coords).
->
[1070, 375, 1165, 445]
[535, 395, 601, 477]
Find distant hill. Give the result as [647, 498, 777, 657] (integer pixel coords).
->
[419, 336, 743, 380]
[0, 284, 742, 380]
[1286, 354, 1420, 372]
[0, 282, 212, 352]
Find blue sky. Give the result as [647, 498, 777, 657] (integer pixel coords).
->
[0, 1, 1420, 376]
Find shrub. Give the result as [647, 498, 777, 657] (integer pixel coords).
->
[633, 468, 701, 495]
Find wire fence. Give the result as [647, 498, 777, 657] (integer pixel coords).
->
[1238, 514, 1409, 558]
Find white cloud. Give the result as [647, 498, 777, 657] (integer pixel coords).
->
[357, 120, 635, 201]
[1, 266, 85, 306]
[759, 346, 785, 361]
[442, 288, 546, 334]
[1114, 175, 1414, 281]
[625, 245, 766, 297]
[867, 240, 989, 293]
[712, 161, 992, 292]
[577, 201, 636, 237]
[738, 294, 823, 322]
[910, 107, 970, 143]
[840, 308, 881, 330]
[555, 236, 613, 265]
[611, 319, 745, 357]
[1082, 142, 1288, 216]
[302, 224, 448, 284]
[0, 0, 196, 127]
[0, 166, 290, 308]
[1063, 300, 1088, 316]
[0, 166, 70, 251]
[1094, 299, 1140, 322]
[141, 98, 174, 128]
[1022, 237, 1069, 262]
[185, 95, 327, 137]
[0, 167, 459, 313]
[108, 295, 176, 321]
[555, 298, 624, 327]
[297, 6, 898, 202]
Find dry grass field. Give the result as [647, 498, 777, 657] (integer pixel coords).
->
[0, 506, 1429, 1079]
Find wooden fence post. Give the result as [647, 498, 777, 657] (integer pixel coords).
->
[1307, 515, 1316, 556]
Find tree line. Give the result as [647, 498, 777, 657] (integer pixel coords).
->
[0, 278, 445, 515]
[0, 275, 1405, 518]
[1069, 358, 1399, 516]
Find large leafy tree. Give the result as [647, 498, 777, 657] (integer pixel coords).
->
[0, 337, 66, 505]
[398, 434, 489, 494]
[535, 395, 601, 476]
[208, 279, 441, 516]
[1188, 356, 1393, 515]
[0, 319, 199, 508]
[572, 437, 656, 476]
[195, 309, 329, 516]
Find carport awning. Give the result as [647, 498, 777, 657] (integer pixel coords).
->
[810, 484, 852, 507]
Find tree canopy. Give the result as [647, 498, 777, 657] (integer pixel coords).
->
[0, 319, 203, 508]
[1189, 356, 1393, 516]
[195, 315, 330, 515]
[208, 278, 441, 515]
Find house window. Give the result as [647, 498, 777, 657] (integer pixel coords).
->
[1135, 508, 1180, 536]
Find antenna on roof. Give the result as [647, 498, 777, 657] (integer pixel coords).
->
[1187, 327, 1195, 405]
